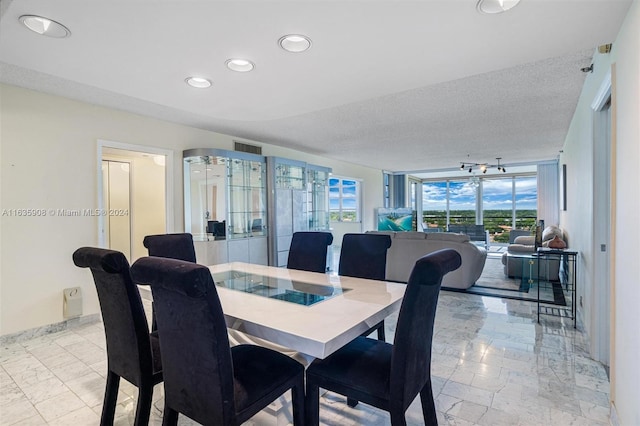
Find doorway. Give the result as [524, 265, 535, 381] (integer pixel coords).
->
[98, 140, 174, 261]
[102, 160, 132, 259]
[591, 77, 612, 366]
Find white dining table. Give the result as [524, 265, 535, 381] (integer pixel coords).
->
[208, 262, 407, 360]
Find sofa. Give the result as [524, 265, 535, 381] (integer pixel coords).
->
[367, 231, 487, 289]
[501, 225, 566, 281]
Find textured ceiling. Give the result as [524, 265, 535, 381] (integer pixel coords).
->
[0, 0, 632, 173]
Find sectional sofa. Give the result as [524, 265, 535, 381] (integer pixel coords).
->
[367, 231, 487, 289]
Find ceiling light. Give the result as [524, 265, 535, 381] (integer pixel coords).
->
[185, 77, 212, 88]
[460, 158, 508, 173]
[225, 59, 255, 72]
[279, 34, 312, 53]
[19, 15, 70, 38]
[476, 0, 521, 14]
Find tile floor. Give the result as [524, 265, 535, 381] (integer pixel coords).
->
[1, 291, 610, 425]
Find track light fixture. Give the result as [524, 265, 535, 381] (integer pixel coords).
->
[459, 157, 507, 174]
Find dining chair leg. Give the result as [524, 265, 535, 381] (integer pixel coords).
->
[291, 378, 305, 426]
[305, 380, 320, 426]
[100, 371, 120, 426]
[133, 382, 154, 426]
[390, 409, 408, 426]
[162, 406, 179, 426]
[377, 322, 386, 341]
[419, 380, 438, 425]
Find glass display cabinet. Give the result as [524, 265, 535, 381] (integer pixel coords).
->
[266, 158, 332, 267]
[266, 157, 308, 267]
[184, 149, 331, 268]
[227, 157, 267, 239]
[307, 164, 331, 231]
[183, 149, 267, 265]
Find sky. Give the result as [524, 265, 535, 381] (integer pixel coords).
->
[422, 176, 537, 211]
[329, 178, 357, 211]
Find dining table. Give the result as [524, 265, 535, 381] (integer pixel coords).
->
[208, 262, 408, 360]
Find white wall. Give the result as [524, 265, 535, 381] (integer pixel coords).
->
[0, 84, 382, 336]
[561, 1, 639, 424]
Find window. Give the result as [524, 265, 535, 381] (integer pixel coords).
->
[329, 177, 361, 222]
[382, 172, 390, 208]
[422, 174, 537, 242]
[482, 175, 537, 242]
[447, 180, 478, 225]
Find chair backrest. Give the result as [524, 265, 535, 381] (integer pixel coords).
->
[287, 231, 334, 273]
[143, 233, 196, 263]
[72, 247, 154, 385]
[130, 257, 235, 425]
[338, 233, 392, 280]
[390, 249, 461, 408]
[509, 229, 531, 244]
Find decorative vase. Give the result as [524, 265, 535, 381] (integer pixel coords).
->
[548, 235, 566, 249]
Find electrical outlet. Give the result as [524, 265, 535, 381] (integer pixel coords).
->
[63, 287, 83, 318]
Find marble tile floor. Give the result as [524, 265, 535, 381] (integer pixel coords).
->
[0, 292, 610, 426]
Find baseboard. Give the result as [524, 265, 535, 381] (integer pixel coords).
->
[0, 313, 101, 346]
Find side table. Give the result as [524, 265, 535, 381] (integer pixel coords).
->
[535, 248, 578, 327]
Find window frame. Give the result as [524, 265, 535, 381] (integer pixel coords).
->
[329, 176, 362, 223]
[421, 172, 537, 232]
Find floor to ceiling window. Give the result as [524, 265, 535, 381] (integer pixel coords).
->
[482, 175, 537, 242]
[422, 174, 536, 242]
[448, 179, 478, 225]
[422, 181, 447, 231]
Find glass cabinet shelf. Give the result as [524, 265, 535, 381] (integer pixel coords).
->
[307, 165, 331, 231]
[184, 148, 267, 242]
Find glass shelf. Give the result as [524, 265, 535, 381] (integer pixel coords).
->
[183, 149, 267, 241]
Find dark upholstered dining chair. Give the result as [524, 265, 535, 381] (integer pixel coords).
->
[338, 233, 392, 341]
[72, 247, 163, 426]
[306, 249, 462, 426]
[130, 256, 305, 426]
[287, 231, 334, 273]
[142, 233, 197, 263]
[143, 232, 197, 331]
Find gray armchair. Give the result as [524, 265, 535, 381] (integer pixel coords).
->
[501, 226, 566, 281]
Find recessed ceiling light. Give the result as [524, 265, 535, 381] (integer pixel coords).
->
[19, 15, 70, 38]
[185, 77, 212, 88]
[225, 59, 255, 72]
[476, 0, 521, 14]
[279, 34, 312, 53]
